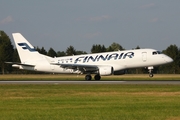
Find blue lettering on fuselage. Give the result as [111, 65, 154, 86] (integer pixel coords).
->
[123, 52, 134, 59]
[107, 53, 118, 60]
[87, 56, 98, 62]
[74, 52, 134, 63]
[74, 56, 84, 63]
[97, 54, 109, 61]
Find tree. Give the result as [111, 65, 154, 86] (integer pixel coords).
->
[35, 46, 47, 55]
[0, 31, 14, 74]
[161, 45, 180, 73]
[40, 47, 47, 55]
[76, 51, 87, 55]
[106, 46, 113, 52]
[135, 45, 140, 49]
[57, 51, 66, 57]
[11, 48, 22, 73]
[107, 42, 124, 52]
[101, 45, 106, 52]
[66, 45, 76, 56]
[91, 44, 106, 53]
[47, 48, 57, 57]
[35, 46, 41, 53]
[12, 49, 20, 62]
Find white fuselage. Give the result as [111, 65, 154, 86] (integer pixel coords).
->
[24, 48, 172, 74]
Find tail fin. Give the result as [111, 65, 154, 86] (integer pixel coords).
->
[12, 33, 43, 64]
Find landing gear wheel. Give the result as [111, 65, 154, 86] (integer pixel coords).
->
[149, 73, 154, 77]
[85, 75, 92, 80]
[94, 74, 101, 80]
[148, 66, 154, 78]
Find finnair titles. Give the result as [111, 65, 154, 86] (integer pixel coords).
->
[58, 52, 134, 64]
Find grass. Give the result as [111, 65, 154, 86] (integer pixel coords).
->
[0, 84, 180, 120]
[0, 74, 180, 80]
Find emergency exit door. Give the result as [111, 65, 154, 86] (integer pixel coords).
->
[142, 52, 147, 62]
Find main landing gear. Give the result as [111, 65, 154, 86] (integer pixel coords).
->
[148, 66, 154, 77]
[85, 74, 101, 80]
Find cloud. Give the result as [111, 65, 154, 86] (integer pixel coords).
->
[89, 15, 111, 22]
[140, 3, 155, 9]
[0, 16, 13, 25]
[149, 18, 159, 23]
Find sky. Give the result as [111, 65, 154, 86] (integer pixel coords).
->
[0, 0, 180, 53]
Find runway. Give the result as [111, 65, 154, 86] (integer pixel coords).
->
[0, 80, 180, 85]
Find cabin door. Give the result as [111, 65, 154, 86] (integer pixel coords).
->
[142, 52, 147, 62]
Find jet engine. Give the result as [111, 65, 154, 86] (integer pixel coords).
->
[98, 66, 113, 75]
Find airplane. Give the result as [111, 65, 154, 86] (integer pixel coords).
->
[6, 33, 173, 80]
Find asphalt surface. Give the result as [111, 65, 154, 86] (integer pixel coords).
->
[0, 80, 180, 84]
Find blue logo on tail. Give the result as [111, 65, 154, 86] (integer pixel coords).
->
[18, 43, 36, 52]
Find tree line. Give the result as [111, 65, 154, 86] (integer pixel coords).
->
[0, 30, 180, 74]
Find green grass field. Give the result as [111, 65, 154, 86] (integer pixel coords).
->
[0, 74, 180, 80]
[0, 84, 180, 120]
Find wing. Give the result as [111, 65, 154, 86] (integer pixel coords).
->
[51, 63, 98, 73]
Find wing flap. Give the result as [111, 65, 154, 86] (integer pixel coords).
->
[51, 63, 96, 68]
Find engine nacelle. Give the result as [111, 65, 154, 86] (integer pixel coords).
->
[113, 70, 126, 75]
[99, 66, 113, 76]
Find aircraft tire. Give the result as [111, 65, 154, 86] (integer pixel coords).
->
[149, 73, 154, 77]
[94, 74, 101, 80]
[85, 75, 92, 80]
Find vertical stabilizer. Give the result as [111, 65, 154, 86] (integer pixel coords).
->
[12, 33, 43, 64]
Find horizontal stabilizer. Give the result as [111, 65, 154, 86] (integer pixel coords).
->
[5, 62, 35, 67]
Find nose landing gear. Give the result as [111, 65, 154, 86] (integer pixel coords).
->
[149, 73, 154, 77]
[148, 66, 154, 77]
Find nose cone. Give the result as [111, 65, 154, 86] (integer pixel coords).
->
[165, 56, 173, 63]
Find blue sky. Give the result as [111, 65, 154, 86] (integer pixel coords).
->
[0, 0, 180, 53]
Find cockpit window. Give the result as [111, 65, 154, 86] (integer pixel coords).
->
[152, 51, 161, 55]
[157, 51, 161, 54]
